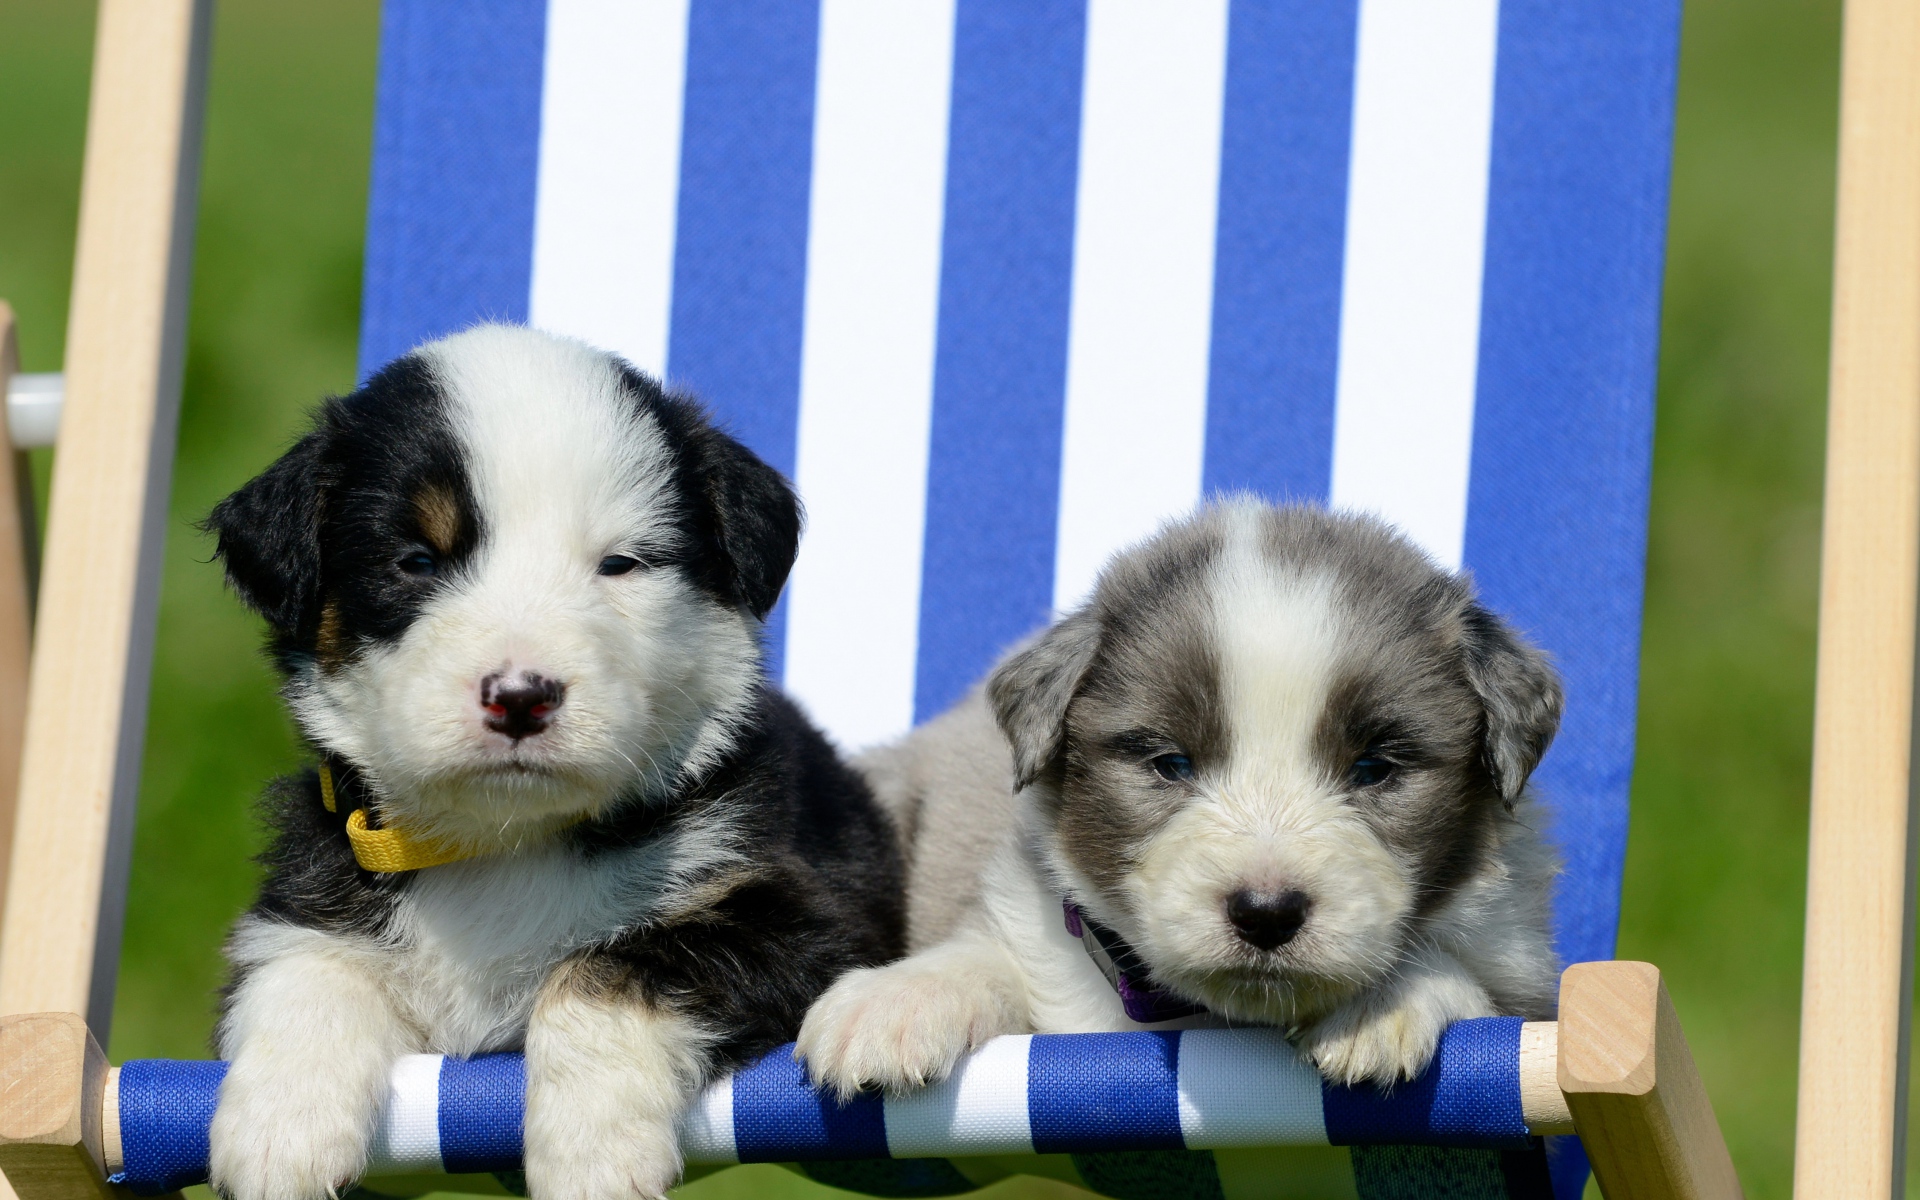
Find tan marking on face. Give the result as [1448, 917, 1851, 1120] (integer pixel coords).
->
[413, 483, 462, 554]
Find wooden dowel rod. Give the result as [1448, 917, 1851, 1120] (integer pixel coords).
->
[1521, 1020, 1573, 1134]
[97, 1071, 116, 1179]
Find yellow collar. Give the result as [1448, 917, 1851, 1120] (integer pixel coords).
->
[319, 762, 486, 874]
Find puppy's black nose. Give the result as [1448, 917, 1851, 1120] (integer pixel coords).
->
[481, 672, 564, 740]
[1226, 889, 1311, 951]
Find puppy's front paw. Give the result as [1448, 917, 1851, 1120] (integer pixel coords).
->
[524, 1106, 681, 1200]
[797, 952, 1020, 1100]
[208, 1064, 376, 1200]
[1297, 959, 1494, 1088]
[1300, 998, 1450, 1088]
[526, 969, 709, 1200]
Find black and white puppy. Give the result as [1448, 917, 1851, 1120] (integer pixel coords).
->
[800, 501, 1560, 1093]
[205, 325, 903, 1200]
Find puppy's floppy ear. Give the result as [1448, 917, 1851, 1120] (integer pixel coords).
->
[206, 430, 328, 635]
[1458, 601, 1563, 800]
[691, 425, 802, 620]
[988, 609, 1103, 791]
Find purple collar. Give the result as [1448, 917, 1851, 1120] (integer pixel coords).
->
[1063, 898, 1209, 1024]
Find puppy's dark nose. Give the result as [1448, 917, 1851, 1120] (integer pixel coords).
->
[1226, 889, 1311, 951]
[481, 672, 564, 740]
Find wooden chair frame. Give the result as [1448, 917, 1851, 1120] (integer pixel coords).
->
[1794, 1, 1920, 1197]
[0, 960, 1734, 1200]
[0, 306, 40, 936]
[28, 0, 1920, 1196]
[0, 0, 208, 1042]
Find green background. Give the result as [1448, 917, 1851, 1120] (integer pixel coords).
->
[0, 1, 1854, 1196]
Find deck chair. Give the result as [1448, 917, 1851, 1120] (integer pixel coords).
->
[8, 0, 1918, 1198]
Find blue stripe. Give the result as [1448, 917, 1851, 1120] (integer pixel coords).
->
[1322, 1017, 1531, 1148]
[667, 0, 821, 678]
[358, 0, 547, 378]
[1547, 1134, 1593, 1200]
[1463, 0, 1681, 971]
[912, 1, 1087, 721]
[1028, 1032, 1185, 1154]
[438, 1053, 525, 1174]
[115, 1059, 228, 1196]
[731, 1046, 889, 1162]
[1200, 0, 1357, 504]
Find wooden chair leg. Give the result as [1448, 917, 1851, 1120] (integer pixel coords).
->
[0, 0, 211, 1040]
[0, 306, 40, 938]
[1558, 961, 1741, 1200]
[1797, 0, 1920, 1195]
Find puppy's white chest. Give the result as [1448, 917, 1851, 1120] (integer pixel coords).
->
[980, 837, 1185, 1033]
[384, 845, 659, 1055]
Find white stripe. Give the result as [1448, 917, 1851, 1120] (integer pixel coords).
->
[679, 1071, 739, 1164]
[1051, 0, 1231, 613]
[528, 0, 690, 377]
[882, 1033, 1035, 1157]
[783, 0, 956, 750]
[1176, 1029, 1328, 1146]
[1328, 0, 1502, 571]
[365, 1054, 444, 1174]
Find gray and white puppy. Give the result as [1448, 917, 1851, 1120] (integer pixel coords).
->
[799, 500, 1561, 1091]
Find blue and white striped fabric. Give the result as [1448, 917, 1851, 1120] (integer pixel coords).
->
[114, 1021, 1543, 1194]
[360, 0, 1678, 980]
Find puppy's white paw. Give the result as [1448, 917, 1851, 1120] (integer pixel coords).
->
[797, 949, 1022, 1100]
[1298, 957, 1494, 1088]
[208, 1062, 377, 1200]
[1300, 999, 1452, 1088]
[524, 1102, 682, 1200]
[526, 964, 710, 1200]
[210, 932, 405, 1200]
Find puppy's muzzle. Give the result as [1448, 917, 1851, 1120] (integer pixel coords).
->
[1226, 889, 1311, 951]
[481, 671, 565, 740]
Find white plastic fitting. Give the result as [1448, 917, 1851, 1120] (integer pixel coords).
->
[6, 372, 62, 449]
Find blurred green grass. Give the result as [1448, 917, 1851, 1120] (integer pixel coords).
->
[0, 1, 1851, 1197]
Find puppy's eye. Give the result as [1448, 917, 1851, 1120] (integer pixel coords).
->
[1151, 753, 1195, 783]
[1349, 755, 1395, 787]
[396, 551, 437, 577]
[597, 555, 642, 577]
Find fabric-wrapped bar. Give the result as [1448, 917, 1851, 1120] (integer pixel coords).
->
[112, 1019, 1567, 1195]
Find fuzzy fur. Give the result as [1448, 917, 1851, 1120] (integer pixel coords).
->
[205, 325, 903, 1200]
[801, 500, 1560, 1094]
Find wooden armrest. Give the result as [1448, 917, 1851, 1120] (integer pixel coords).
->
[1559, 961, 1742, 1200]
[0, 1013, 111, 1200]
